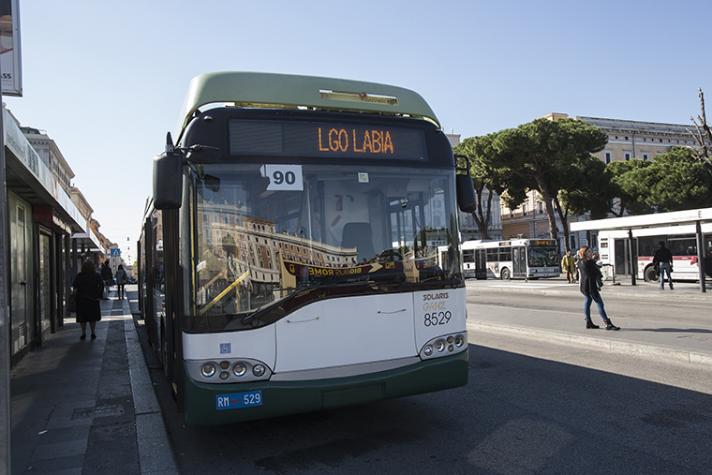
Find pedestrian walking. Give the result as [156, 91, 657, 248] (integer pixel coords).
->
[653, 241, 674, 290]
[561, 250, 576, 284]
[115, 264, 128, 300]
[577, 245, 620, 331]
[100, 260, 113, 299]
[573, 250, 581, 283]
[73, 260, 104, 340]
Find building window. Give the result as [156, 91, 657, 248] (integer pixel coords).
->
[538, 202, 543, 214]
[659, 138, 663, 143]
[624, 136, 628, 141]
[624, 153, 631, 161]
[522, 204, 527, 216]
[605, 152, 611, 164]
[643, 153, 649, 161]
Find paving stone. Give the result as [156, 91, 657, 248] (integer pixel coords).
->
[33, 438, 88, 460]
[25, 454, 84, 473]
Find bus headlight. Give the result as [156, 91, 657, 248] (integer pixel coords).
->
[419, 333, 467, 360]
[232, 362, 247, 377]
[189, 358, 272, 383]
[201, 362, 217, 378]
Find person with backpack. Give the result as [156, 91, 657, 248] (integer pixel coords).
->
[653, 241, 674, 290]
[115, 264, 128, 300]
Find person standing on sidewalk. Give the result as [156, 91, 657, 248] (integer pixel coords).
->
[561, 250, 576, 284]
[73, 260, 104, 340]
[100, 260, 113, 299]
[653, 241, 674, 290]
[115, 264, 128, 300]
[577, 245, 620, 331]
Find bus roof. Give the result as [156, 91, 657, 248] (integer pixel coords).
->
[178, 72, 440, 136]
[462, 238, 556, 249]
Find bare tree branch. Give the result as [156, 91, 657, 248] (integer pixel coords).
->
[690, 89, 711, 164]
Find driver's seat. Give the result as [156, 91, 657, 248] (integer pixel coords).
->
[341, 223, 376, 262]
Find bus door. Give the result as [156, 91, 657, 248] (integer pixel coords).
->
[614, 239, 630, 276]
[475, 249, 487, 279]
[512, 246, 527, 278]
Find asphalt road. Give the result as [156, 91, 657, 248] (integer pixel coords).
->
[146, 327, 712, 474]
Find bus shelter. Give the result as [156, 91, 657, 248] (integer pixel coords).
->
[570, 208, 712, 292]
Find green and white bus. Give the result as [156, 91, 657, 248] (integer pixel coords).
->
[139, 72, 476, 425]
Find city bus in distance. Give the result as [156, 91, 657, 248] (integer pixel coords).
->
[462, 239, 560, 280]
[597, 225, 712, 282]
[138, 72, 476, 425]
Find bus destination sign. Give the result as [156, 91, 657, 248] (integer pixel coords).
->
[229, 119, 428, 160]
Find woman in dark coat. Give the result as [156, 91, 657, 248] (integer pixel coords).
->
[73, 260, 104, 340]
[577, 245, 620, 331]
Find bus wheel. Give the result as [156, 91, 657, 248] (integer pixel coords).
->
[644, 265, 658, 282]
[500, 268, 511, 280]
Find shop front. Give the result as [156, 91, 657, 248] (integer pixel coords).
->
[3, 105, 87, 361]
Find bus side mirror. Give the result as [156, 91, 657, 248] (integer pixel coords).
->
[153, 150, 184, 210]
[456, 174, 477, 213]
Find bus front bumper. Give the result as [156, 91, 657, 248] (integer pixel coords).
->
[183, 350, 469, 425]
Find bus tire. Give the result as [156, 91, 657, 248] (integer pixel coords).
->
[644, 265, 658, 282]
[500, 268, 511, 280]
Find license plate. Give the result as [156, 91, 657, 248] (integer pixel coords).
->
[215, 390, 263, 411]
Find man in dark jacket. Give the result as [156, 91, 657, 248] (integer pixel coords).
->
[100, 261, 113, 299]
[578, 246, 620, 330]
[652, 241, 674, 290]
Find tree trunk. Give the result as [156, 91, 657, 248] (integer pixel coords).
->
[539, 185, 559, 244]
[484, 190, 494, 239]
[553, 195, 570, 251]
[472, 185, 492, 240]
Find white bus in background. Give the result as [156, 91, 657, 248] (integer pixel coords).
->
[597, 224, 712, 282]
[461, 239, 560, 280]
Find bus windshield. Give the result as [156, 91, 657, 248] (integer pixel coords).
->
[527, 245, 559, 267]
[192, 163, 461, 317]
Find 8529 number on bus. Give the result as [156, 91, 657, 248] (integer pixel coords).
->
[423, 311, 452, 327]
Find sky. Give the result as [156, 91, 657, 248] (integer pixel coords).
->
[6, 0, 712, 261]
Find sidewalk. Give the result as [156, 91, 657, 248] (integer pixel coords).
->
[468, 282, 712, 366]
[10, 290, 176, 475]
[467, 277, 712, 302]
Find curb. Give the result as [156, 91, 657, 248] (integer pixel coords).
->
[123, 298, 178, 475]
[468, 320, 712, 367]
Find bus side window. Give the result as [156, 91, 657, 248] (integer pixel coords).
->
[500, 250, 512, 261]
[486, 249, 498, 262]
[463, 250, 474, 263]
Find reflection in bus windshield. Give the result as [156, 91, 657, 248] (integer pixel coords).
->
[193, 164, 462, 316]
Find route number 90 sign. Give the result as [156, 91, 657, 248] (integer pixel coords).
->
[260, 164, 303, 191]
